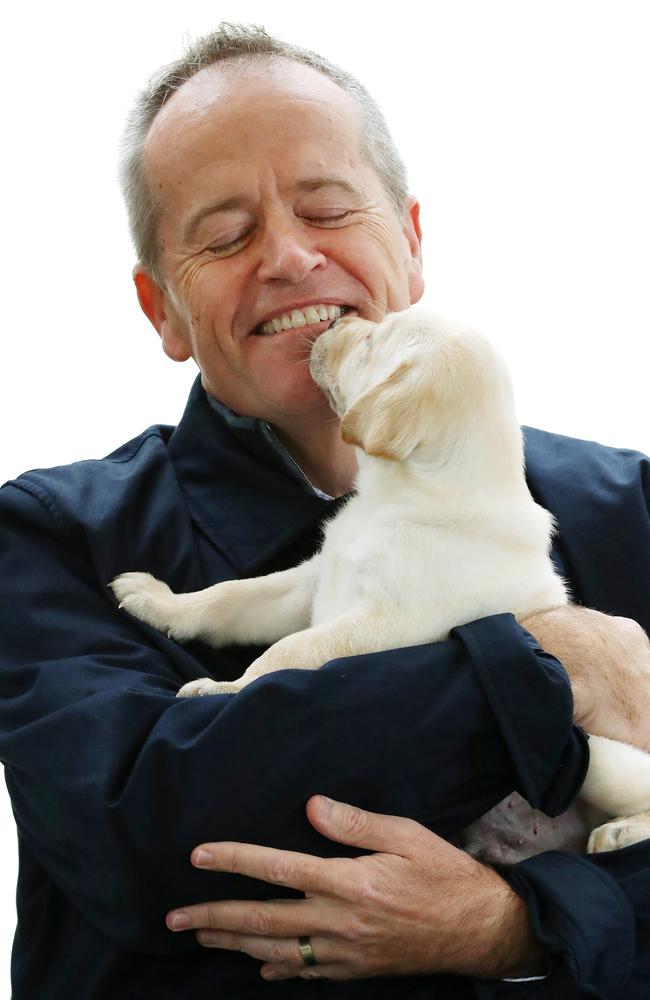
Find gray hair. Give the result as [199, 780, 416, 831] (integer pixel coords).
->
[119, 22, 409, 284]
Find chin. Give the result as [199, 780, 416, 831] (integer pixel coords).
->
[262, 375, 338, 427]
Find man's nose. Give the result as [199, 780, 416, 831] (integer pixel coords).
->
[255, 220, 327, 283]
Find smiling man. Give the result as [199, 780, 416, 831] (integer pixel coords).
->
[131, 54, 424, 496]
[1, 22, 650, 1000]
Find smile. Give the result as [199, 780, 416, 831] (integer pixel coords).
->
[252, 304, 355, 336]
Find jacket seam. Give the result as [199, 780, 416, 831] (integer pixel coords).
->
[2, 480, 69, 536]
[101, 430, 166, 466]
[1, 432, 166, 544]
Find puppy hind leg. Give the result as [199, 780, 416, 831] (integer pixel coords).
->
[580, 734, 650, 817]
[588, 810, 650, 853]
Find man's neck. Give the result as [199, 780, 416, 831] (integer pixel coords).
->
[271, 419, 358, 498]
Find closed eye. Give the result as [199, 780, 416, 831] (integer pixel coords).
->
[206, 211, 354, 257]
[207, 231, 252, 256]
[303, 211, 354, 224]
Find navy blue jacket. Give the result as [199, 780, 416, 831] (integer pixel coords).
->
[1, 375, 649, 999]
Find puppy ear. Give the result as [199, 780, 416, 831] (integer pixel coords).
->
[340, 362, 422, 461]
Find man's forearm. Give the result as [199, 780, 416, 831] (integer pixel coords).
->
[521, 604, 650, 751]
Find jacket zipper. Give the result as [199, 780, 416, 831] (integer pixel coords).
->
[264, 422, 326, 497]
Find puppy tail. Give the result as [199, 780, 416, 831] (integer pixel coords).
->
[581, 734, 650, 816]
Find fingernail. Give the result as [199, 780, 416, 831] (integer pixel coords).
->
[318, 796, 334, 815]
[193, 848, 212, 866]
[169, 912, 190, 930]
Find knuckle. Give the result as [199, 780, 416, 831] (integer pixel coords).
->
[266, 856, 292, 885]
[339, 804, 370, 837]
[345, 912, 370, 944]
[270, 940, 287, 963]
[353, 875, 381, 908]
[223, 845, 243, 874]
[249, 906, 273, 936]
[300, 967, 323, 979]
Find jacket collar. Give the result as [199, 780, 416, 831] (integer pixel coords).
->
[168, 376, 342, 574]
[167, 375, 570, 584]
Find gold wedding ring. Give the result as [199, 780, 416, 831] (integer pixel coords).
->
[298, 936, 317, 966]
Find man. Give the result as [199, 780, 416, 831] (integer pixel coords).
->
[1, 23, 649, 999]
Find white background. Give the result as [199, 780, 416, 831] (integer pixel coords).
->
[1, 0, 648, 992]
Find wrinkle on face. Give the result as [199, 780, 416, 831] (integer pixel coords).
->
[139, 59, 423, 424]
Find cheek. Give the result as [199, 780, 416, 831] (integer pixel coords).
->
[337, 228, 410, 314]
[178, 258, 240, 325]
[178, 270, 243, 361]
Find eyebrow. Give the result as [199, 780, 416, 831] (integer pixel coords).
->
[184, 176, 362, 242]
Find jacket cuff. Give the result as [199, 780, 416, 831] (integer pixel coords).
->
[498, 851, 636, 997]
[452, 614, 589, 814]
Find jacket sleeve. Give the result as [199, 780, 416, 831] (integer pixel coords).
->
[482, 847, 646, 1000]
[0, 479, 585, 957]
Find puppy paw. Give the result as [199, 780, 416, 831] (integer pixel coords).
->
[587, 816, 650, 853]
[109, 572, 191, 640]
[176, 677, 242, 698]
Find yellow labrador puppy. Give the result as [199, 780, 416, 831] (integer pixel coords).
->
[111, 307, 650, 853]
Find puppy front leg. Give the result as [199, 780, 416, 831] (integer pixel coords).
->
[110, 559, 318, 647]
[225, 608, 388, 694]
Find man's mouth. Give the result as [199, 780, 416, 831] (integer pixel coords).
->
[250, 304, 356, 336]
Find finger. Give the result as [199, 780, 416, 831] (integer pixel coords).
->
[167, 897, 330, 937]
[196, 929, 333, 969]
[305, 795, 433, 856]
[261, 961, 351, 982]
[189, 841, 351, 897]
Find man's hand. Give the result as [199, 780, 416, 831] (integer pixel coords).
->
[166, 796, 544, 981]
[521, 606, 650, 751]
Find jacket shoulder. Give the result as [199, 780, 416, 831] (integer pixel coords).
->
[523, 426, 650, 626]
[523, 425, 649, 500]
[0, 424, 176, 534]
[523, 423, 649, 472]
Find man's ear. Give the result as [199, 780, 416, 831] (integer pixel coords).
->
[340, 362, 422, 461]
[403, 196, 425, 306]
[133, 267, 192, 362]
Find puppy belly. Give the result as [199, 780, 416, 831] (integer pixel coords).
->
[458, 792, 595, 865]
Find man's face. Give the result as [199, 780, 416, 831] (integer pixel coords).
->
[137, 59, 424, 427]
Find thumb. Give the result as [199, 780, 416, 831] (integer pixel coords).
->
[306, 795, 430, 855]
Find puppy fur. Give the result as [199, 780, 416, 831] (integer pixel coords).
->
[111, 307, 650, 854]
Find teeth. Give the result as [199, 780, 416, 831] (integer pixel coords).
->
[257, 304, 347, 335]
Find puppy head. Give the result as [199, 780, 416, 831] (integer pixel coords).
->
[310, 305, 513, 465]
[310, 307, 435, 462]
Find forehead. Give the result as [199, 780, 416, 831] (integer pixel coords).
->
[144, 59, 370, 209]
